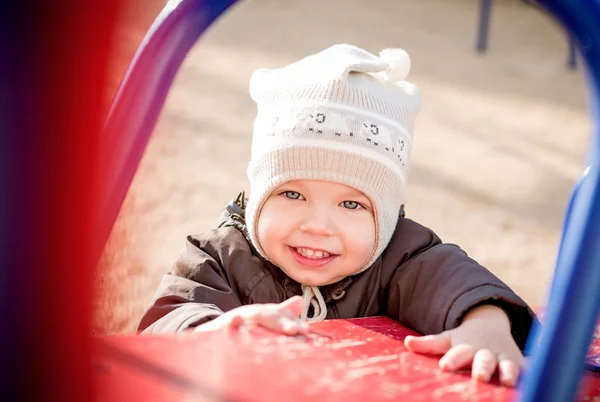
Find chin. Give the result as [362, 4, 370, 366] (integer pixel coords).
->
[290, 272, 339, 287]
[300, 278, 329, 287]
[283, 270, 327, 287]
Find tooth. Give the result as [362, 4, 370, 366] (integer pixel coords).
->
[314, 251, 323, 258]
[306, 249, 314, 256]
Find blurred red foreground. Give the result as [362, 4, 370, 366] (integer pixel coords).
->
[93, 317, 600, 402]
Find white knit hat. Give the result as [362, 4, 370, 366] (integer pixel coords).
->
[245, 44, 421, 309]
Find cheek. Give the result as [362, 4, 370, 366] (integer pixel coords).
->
[256, 199, 289, 252]
[256, 209, 274, 249]
[344, 213, 376, 261]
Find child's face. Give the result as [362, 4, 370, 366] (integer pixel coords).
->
[257, 180, 375, 286]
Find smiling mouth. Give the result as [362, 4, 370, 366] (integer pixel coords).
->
[293, 246, 337, 259]
[288, 246, 338, 268]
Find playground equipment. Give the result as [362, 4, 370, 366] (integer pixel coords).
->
[97, 0, 600, 400]
[476, 0, 578, 69]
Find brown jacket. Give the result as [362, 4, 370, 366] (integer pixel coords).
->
[138, 195, 536, 350]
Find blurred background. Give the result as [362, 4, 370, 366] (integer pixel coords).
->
[94, 0, 591, 334]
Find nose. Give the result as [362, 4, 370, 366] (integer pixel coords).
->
[299, 207, 334, 237]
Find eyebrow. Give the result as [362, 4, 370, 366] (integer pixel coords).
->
[276, 183, 302, 191]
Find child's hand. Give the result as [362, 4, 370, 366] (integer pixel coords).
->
[193, 296, 309, 335]
[404, 304, 524, 387]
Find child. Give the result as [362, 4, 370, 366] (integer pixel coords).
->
[138, 44, 536, 387]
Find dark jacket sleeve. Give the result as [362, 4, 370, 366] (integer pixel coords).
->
[385, 220, 536, 350]
[137, 228, 246, 334]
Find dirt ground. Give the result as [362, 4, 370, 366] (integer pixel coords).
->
[94, 0, 591, 334]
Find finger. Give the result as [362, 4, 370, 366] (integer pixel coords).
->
[228, 314, 244, 329]
[471, 349, 498, 383]
[439, 344, 477, 371]
[192, 313, 236, 332]
[404, 333, 452, 355]
[277, 296, 306, 317]
[256, 312, 307, 335]
[497, 355, 521, 388]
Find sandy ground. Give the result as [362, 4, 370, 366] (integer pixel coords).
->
[94, 0, 591, 334]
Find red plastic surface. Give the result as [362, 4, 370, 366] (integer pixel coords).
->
[93, 317, 600, 401]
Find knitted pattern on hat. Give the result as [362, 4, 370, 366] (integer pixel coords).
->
[245, 44, 422, 320]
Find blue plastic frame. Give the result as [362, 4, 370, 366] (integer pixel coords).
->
[102, 1, 600, 401]
[519, 2, 600, 400]
[99, 0, 238, 253]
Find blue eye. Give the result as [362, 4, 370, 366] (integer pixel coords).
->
[341, 201, 361, 210]
[283, 191, 303, 200]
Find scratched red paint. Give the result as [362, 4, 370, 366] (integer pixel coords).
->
[93, 317, 600, 401]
